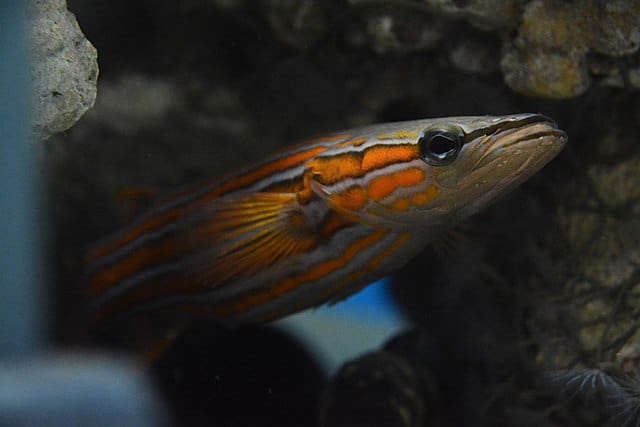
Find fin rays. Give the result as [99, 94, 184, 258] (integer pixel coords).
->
[184, 193, 317, 287]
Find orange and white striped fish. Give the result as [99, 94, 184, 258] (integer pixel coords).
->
[85, 114, 566, 326]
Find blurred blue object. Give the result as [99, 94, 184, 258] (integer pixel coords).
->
[275, 278, 409, 374]
[0, 0, 43, 358]
[0, 2, 168, 426]
[317, 277, 404, 322]
[0, 356, 170, 427]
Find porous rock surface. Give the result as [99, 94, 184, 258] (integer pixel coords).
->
[29, 0, 98, 140]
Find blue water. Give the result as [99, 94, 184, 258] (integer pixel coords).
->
[314, 277, 405, 323]
[275, 277, 408, 373]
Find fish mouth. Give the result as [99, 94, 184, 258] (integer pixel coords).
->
[496, 114, 567, 147]
[471, 114, 567, 170]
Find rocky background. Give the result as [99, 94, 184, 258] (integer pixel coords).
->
[36, 0, 640, 426]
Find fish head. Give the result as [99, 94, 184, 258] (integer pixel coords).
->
[308, 114, 566, 229]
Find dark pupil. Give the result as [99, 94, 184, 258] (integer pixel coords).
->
[430, 134, 456, 155]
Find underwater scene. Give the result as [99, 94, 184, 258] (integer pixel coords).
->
[3, 0, 640, 426]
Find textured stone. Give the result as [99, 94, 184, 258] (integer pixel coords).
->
[501, 48, 591, 99]
[29, 0, 98, 140]
[519, 0, 640, 56]
[588, 155, 640, 209]
[588, 1, 640, 57]
[502, 0, 640, 98]
[528, 141, 640, 419]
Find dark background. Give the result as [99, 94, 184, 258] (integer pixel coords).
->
[48, 1, 640, 426]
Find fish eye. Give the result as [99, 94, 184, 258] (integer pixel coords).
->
[418, 129, 462, 166]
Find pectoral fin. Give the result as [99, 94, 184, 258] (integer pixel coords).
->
[184, 192, 318, 286]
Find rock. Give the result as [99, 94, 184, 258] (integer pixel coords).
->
[588, 1, 640, 57]
[501, 47, 591, 99]
[29, 0, 98, 140]
[519, 0, 640, 56]
[588, 155, 640, 210]
[502, 0, 640, 98]
[530, 142, 640, 420]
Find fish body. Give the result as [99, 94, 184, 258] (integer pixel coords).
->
[85, 114, 566, 325]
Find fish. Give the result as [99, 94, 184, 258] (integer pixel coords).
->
[84, 113, 566, 327]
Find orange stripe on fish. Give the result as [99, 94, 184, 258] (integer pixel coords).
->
[326, 186, 368, 212]
[253, 232, 413, 324]
[85, 208, 184, 265]
[85, 142, 340, 265]
[184, 229, 388, 319]
[85, 114, 566, 327]
[308, 144, 419, 186]
[412, 186, 439, 207]
[87, 235, 179, 296]
[368, 168, 425, 202]
[207, 146, 328, 199]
